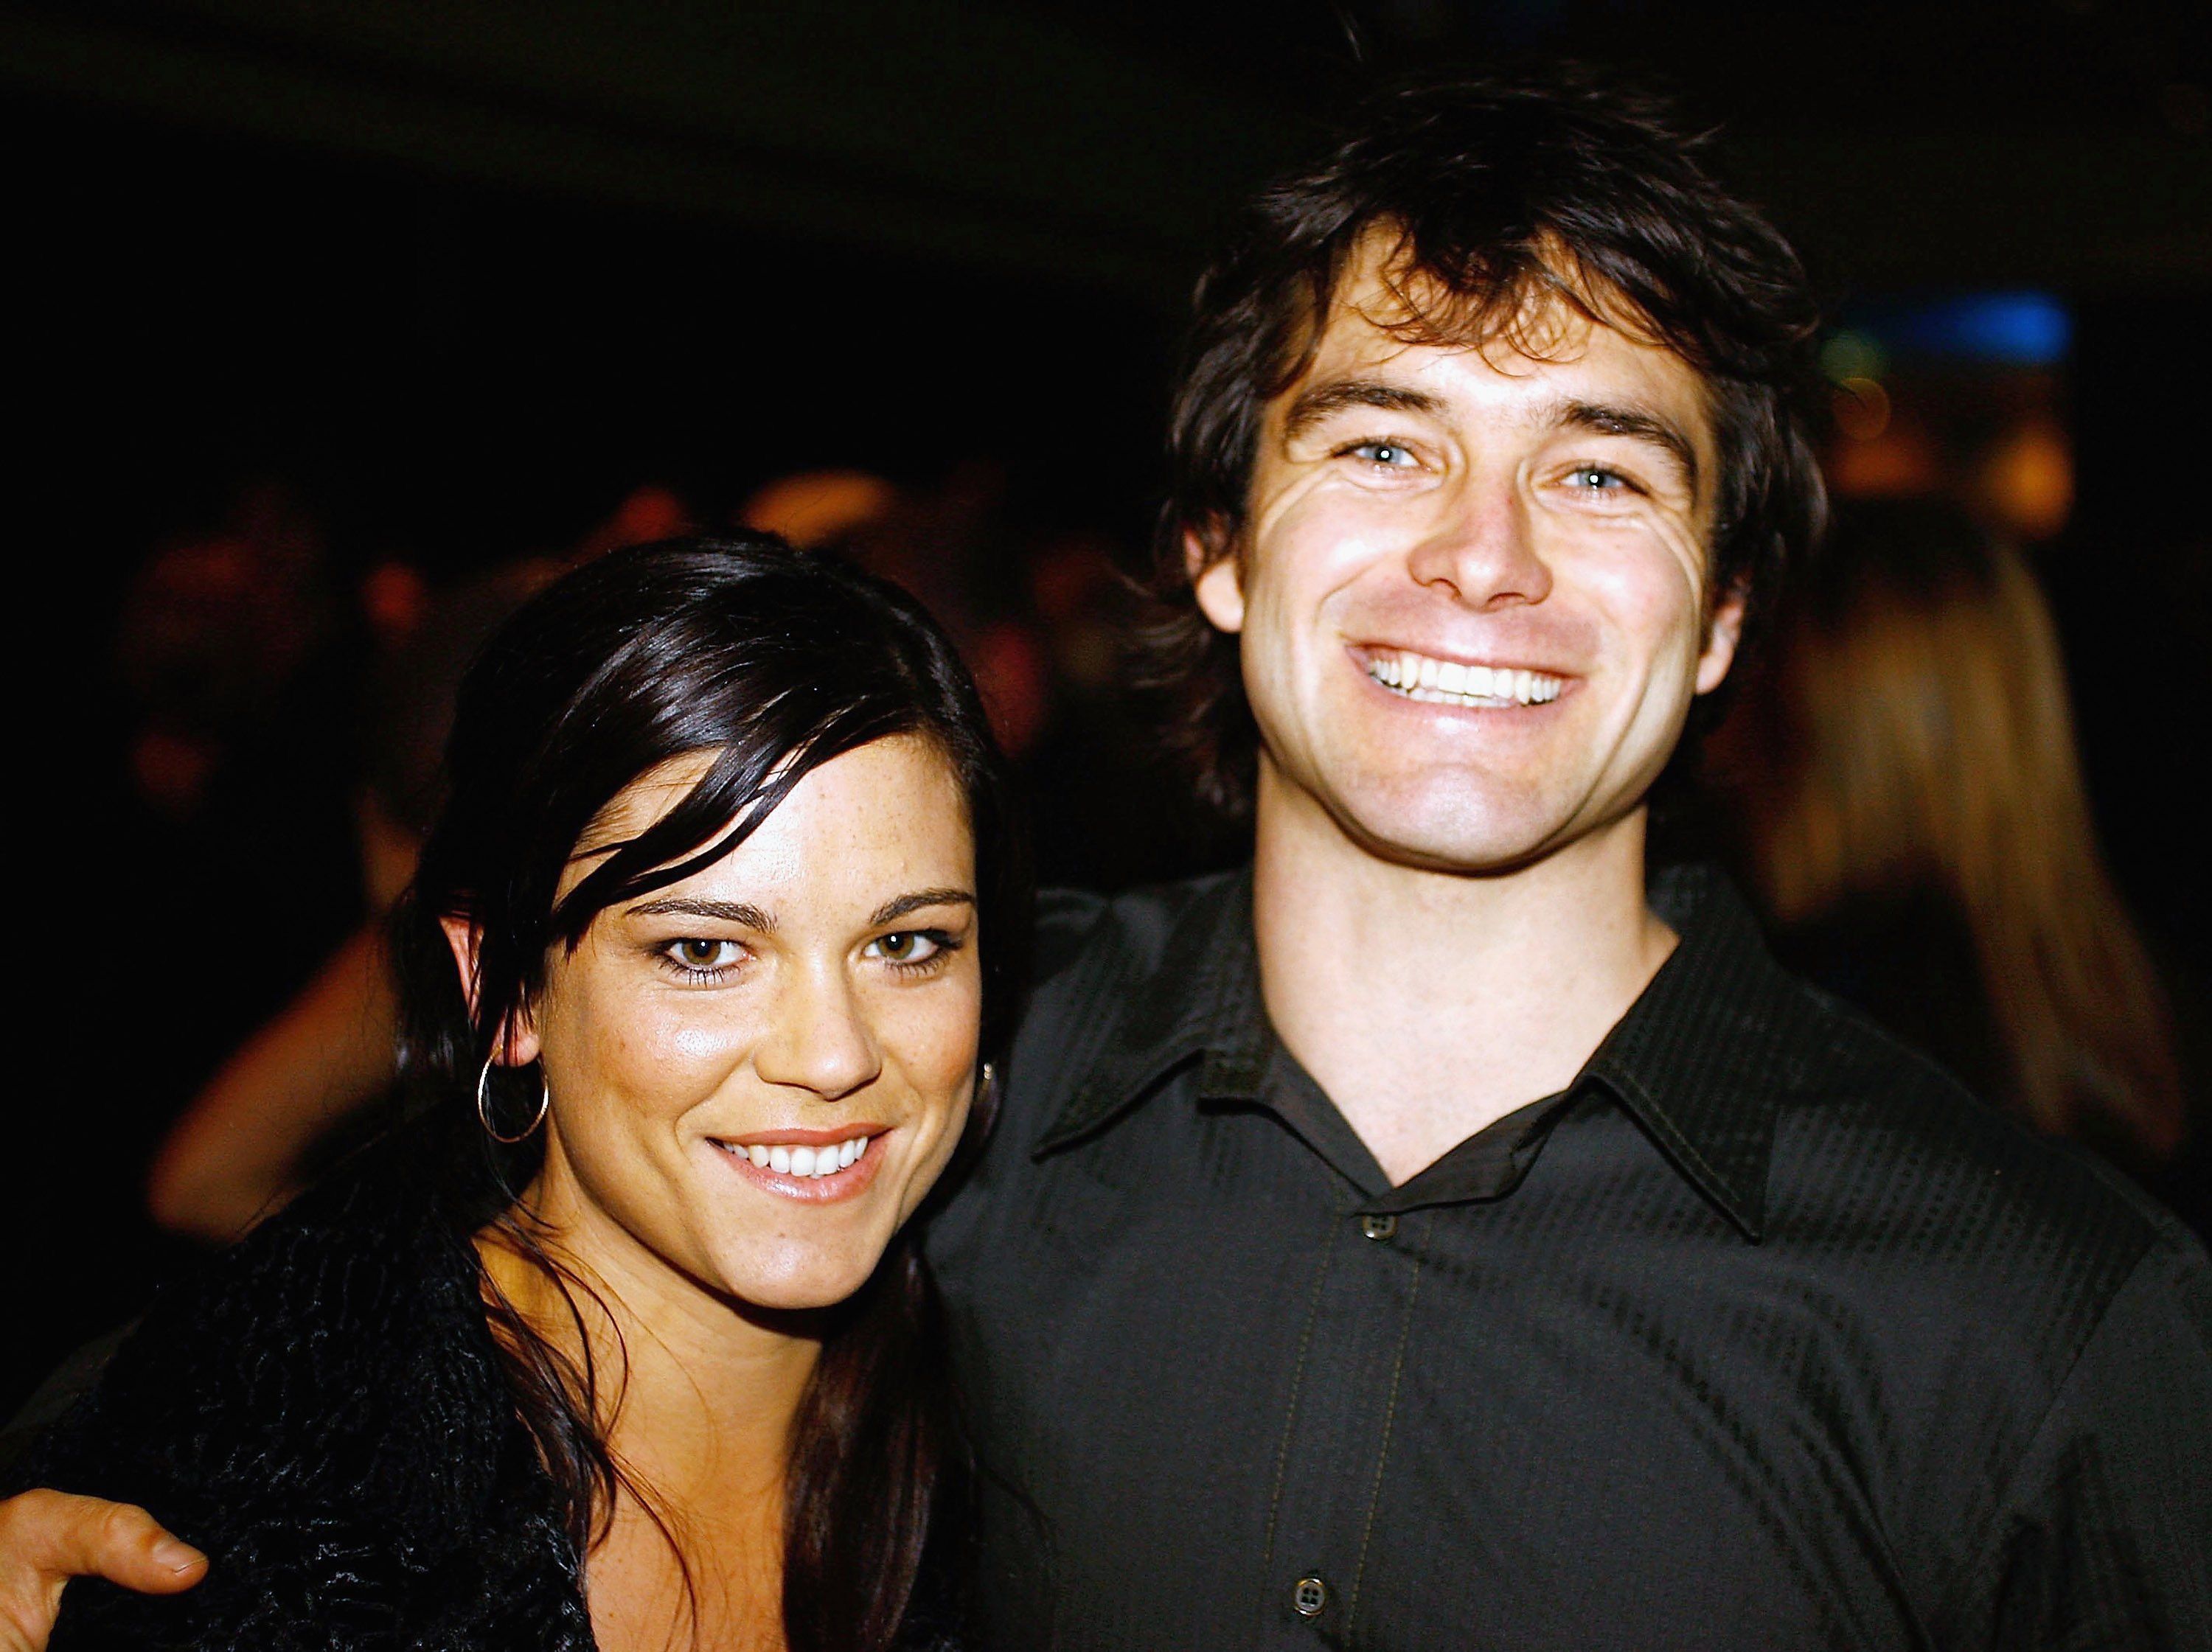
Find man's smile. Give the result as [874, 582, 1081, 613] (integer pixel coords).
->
[1349, 643, 1570, 709]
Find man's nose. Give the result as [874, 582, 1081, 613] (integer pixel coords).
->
[754, 964, 883, 1103]
[1404, 478, 1553, 609]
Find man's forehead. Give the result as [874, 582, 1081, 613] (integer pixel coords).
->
[1304, 247, 1673, 379]
[1279, 245, 1716, 454]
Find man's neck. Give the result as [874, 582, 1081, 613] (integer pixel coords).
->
[1251, 782, 1676, 1186]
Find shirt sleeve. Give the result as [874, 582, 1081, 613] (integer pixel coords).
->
[1955, 1224, 2212, 1650]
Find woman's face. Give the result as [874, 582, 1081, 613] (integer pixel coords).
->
[495, 733, 983, 1313]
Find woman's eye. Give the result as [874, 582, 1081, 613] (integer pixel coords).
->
[869, 931, 940, 965]
[664, 938, 743, 976]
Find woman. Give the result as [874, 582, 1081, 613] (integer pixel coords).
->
[8, 535, 1026, 1650]
[1707, 497, 2185, 1166]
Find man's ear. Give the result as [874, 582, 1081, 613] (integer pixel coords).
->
[1694, 586, 1748, 697]
[438, 915, 541, 1065]
[1186, 527, 1247, 635]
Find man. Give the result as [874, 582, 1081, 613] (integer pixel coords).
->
[7, 72, 2211, 1651]
[924, 72, 2211, 1648]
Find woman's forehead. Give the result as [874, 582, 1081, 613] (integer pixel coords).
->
[575, 748, 725, 858]
[566, 734, 970, 882]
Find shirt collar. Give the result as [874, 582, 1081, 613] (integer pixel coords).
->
[1036, 862, 1801, 1241]
[1580, 862, 1801, 1241]
[1032, 869, 1262, 1157]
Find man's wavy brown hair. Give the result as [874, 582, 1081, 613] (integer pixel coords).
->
[1136, 68, 1829, 821]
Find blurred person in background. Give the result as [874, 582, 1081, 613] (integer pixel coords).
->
[1706, 498, 2191, 1182]
[112, 480, 366, 1098]
[1018, 529, 1229, 888]
[116, 481, 341, 828]
[145, 560, 560, 1241]
[742, 465, 1053, 764]
[744, 469, 1210, 887]
[145, 484, 693, 1242]
[15, 478, 371, 1409]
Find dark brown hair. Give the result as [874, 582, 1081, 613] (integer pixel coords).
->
[393, 536, 1027, 1650]
[1141, 67, 1829, 819]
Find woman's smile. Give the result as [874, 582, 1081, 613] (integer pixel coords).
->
[706, 1126, 889, 1201]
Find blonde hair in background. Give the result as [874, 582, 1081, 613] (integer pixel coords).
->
[1751, 499, 2184, 1158]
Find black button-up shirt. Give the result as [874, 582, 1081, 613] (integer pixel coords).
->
[925, 865, 2212, 1651]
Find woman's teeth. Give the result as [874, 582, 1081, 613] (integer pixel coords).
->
[1366, 651, 1562, 706]
[732, 1136, 870, 1178]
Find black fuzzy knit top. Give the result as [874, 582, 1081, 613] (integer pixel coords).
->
[16, 1132, 960, 1651]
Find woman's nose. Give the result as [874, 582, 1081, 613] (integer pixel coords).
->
[752, 966, 883, 1102]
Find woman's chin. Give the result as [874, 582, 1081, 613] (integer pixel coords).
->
[698, 1241, 888, 1317]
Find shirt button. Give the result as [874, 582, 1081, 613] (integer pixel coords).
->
[1360, 1213, 1397, 1241]
[1292, 1575, 1329, 1617]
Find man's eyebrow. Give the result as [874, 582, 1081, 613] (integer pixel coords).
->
[624, 896, 776, 930]
[1556, 398, 1702, 495]
[870, 889, 976, 928]
[1281, 377, 1445, 441]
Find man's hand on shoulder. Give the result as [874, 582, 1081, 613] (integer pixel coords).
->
[0, 1491, 204, 1651]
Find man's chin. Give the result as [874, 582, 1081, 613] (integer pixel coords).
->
[1319, 787, 1576, 878]
[1256, 752, 1613, 875]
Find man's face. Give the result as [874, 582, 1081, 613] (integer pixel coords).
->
[1194, 253, 1742, 874]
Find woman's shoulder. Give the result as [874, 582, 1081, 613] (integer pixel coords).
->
[24, 1126, 592, 1650]
[66, 1129, 489, 1468]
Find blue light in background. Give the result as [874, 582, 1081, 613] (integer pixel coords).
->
[1840, 293, 2072, 367]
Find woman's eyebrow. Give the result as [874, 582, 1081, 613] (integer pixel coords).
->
[625, 896, 776, 931]
[870, 889, 977, 927]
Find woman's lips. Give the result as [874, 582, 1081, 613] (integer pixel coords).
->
[708, 1128, 888, 1203]
[728, 1125, 888, 1149]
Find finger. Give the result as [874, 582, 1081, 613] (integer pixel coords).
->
[4, 1491, 208, 1592]
[74, 1497, 208, 1593]
[0, 1491, 206, 1652]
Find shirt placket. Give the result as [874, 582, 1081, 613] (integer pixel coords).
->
[1250, 1203, 1427, 1648]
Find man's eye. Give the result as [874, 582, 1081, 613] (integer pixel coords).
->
[1567, 465, 1634, 492]
[868, 931, 947, 967]
[1347, 440, 1419, 469]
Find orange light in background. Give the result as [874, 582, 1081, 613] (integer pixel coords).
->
[577, 483, 695, 558]
[360, 561, 429, 644]
[741, 470, 901, 550]
[1975, 417, 2074, 541]
[1831, 376, 1892, 442]
[1815, 295, 2075, 531]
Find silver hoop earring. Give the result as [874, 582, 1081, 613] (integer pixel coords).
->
[476, 1054, 549, 1144]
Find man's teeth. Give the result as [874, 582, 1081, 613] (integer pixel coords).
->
[1366, 652, 1562, 706]
[732, 1136, 871, 1178]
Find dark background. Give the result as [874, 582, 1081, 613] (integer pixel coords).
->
[6, 0, 2208, 1409]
